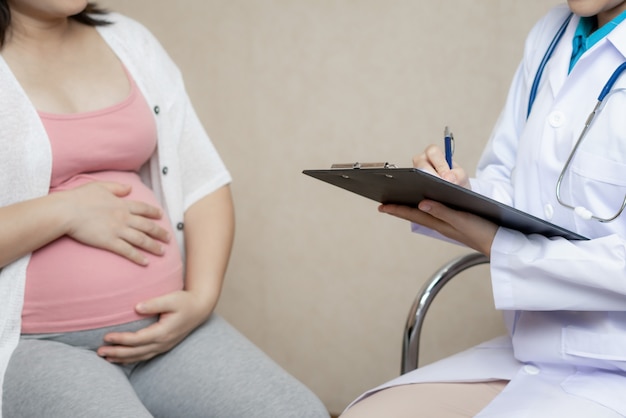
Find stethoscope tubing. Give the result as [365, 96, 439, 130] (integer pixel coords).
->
[599, 62, 626, 100]
[527, 13, 573, 118]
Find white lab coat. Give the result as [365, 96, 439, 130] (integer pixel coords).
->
[349, 4, 626, 417]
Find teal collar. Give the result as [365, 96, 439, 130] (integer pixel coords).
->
[570, 10, 626, 72]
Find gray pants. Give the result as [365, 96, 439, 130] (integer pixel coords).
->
[3, 315, 329, 418]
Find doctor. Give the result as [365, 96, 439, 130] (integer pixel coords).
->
[341, 1, 626, 417]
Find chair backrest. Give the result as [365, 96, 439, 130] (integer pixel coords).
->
[401, 252, 490, 374]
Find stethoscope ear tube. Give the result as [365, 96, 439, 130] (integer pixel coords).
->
[527, 13, 573, 119]
[598, 62, 626, 101]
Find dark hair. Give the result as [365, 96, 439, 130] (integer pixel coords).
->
[0, 2, 111, 48]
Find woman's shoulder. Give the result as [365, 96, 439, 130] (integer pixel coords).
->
[95, 12, 176, 73]
[94, 12, 183, 99]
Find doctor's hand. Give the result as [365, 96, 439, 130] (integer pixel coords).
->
[379, 200, 497, 256]
[414, 144, 470, 188]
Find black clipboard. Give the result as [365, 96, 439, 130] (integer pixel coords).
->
[303, 163, 587, 240]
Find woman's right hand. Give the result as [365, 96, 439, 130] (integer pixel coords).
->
[62, 181, 170, 265]
[413, 144, 470, 188]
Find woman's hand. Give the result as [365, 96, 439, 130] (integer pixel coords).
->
[414, 144, 470, 188]
[97, 289, 216, 364]
[62, 181, 170, 265]
[97, 187, 235, 364]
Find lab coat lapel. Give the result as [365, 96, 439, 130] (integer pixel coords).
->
[606, 21, 626, 61]
[546, 16, 577, 101]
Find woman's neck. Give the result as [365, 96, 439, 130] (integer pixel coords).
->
[4, 25, 84, 64]
[4, 9, 76, 53]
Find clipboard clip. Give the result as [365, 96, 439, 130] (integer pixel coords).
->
[331, 162, 397, 169]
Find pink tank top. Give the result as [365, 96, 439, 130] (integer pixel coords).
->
[22, 69, 184, 333]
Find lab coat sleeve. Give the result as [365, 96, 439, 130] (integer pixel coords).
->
[490, 229, 626, 311]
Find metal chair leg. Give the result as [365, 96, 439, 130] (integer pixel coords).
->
[401, 252, 490, 374]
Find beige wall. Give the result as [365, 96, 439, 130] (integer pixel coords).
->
[101, 1, 562, 414]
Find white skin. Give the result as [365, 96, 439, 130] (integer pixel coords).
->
[2, 0, 235, 363]
[378, 0, 626, 260]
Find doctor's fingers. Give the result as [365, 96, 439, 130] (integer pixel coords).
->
[414, 145, 454, 178]
[378, 203, 438, 226]
[378, 201, 492, 251]
[413, 148, 469, 187]
[418, 200, 496, 256]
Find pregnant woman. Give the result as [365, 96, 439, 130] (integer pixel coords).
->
[0, 1, 329, 417]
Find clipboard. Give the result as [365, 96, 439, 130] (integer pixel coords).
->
[303, 163, 587, 240]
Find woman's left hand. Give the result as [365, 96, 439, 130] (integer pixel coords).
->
[379, 199, 498, 256]
[97, 289, 214, 363]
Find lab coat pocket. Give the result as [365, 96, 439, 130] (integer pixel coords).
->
[571, 150, 626, 186]
[562, 326, 626, 362]
[569, 150, 626, 221]
[562, 369, 626, 416]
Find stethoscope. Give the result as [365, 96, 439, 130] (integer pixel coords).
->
[531, 13, 626, 222]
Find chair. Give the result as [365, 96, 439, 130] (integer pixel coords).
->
[400, 252, 490, 374]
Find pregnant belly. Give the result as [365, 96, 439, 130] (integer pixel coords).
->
[22, 171, 184, 334]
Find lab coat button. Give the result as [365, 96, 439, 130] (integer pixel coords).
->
[548, 111, 565, 128]
[544, 203, 554, 219]
[524, 365, 540, 375]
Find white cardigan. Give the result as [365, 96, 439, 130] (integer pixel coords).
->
[0, 13, 231, 412]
